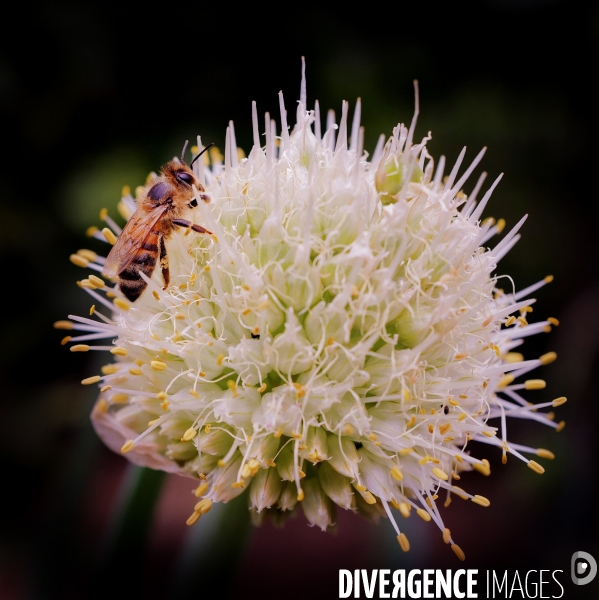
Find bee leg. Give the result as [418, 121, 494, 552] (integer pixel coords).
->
[172, 219, 212, 235]
[159, 236, 170, 290]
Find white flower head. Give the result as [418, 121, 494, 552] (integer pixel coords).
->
[58, 59, 565, 560]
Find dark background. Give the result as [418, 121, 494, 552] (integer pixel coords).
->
[1, 1, 598, 598]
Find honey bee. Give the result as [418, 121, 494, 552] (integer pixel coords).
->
[102, 141, 213, 302]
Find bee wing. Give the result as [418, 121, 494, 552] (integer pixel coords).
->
[102, 206, 167, 278]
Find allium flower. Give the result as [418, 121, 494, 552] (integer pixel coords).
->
[57, 61, 565, 560]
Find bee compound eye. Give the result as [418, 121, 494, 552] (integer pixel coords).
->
[189, 198, 198, 208]
[176, 171, 194, 185]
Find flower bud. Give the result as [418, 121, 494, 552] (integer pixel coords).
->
[318, 460, 355, 509]
[249, 467, 283, 512]
[301, 478, 335, 531]
[326, 434, 360, 478]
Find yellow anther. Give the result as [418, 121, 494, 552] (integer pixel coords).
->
[427, 424, 434, 434]
[96, 399, 109, 413]
[54, 320, 73, 330]
[189, 389, 199, 398]
[542, 325, 552, 333]
[504, 351, 523, 362]
[86, 225, 99, 237]
[473, 459, 491, 476]
[397, 533, 410, 552]
[498, 374, 514, 389]
[482, 316, 493, 327]
[101, 364, 119, 375]
[459, 394, 468, 399]
[75, 249, 96, 263]
[216, 354, 225, 366]
[407, 415, 417, 428]
[539, 352, 557, 365]
[231, 480, 246, 489]
[363, 491, 376, 505]
[552, 396, 567, 407]
[81, 375, 101, 385]
[161, 400, 170, 411]
[454, 454, 463, 463]
[100, 385, 112, 392]
[496, 218, 506, 233]
[454, 352, 468, 360]
[87, 275, 105, 289]
[505, 315, 516, 326]
[548, 317, 559, 326]
[150, 360, 167, 371]
[416, 508, 431, 522]
[257, 383, 267, 393]
[343, 424, 355, 436]
[121, 440, 135, 453]
[156, 391, 167, 401]
[354, 484, 366, 492]
[134, 359, 144, 366]
[544, 275, 554, 283]
[186, 511, 201, 526]
[556, 420, 566, 432]
[112, 393, 129, 403]
[98, 208, 108, 220]
[472, 495, 490, 507]
[432, 467, 449, 481]
[128, 368, 142, 376]
[60, 336, 72, 345]
[399, 447, 413, 456]
[451, 544, 466, 561]
[443, 528, 451, 544]
[241, 464, 253, 479]
[418, 456, 431, 465]
[110, 347, 128, 356]
[482, 431, 496, 437]
[194, 499, 213, 514]
[148, 418, 160, 427]
[458, 413, 466, 422]
[444, 497, 452, 507]
[89, 305, 96, 316]
[527, 460, 545, 474]
[217, 459, 226, 467]
[113, 298, 130, 311]
[451, 486, 469, 500]
[297, 489, 305, 502]
[517, 316, 528, 326]
[182, 428, 197, 442]
[525, 379, 546, 390]
[398, 502, 411, 518]
[102, 227, 117, 245]
[70, 254, 89, 268]
[537, 449, 555, 460]
[152, 290, 161, 301]
[390, 467, 403, 481]
[439, 423, 451, 435]
[194, 482, 209, 498]
[448, 399, 459, 406]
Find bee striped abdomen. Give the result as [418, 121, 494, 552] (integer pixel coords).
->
[117, 230, 160, 302]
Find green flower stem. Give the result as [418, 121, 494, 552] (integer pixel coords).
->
[96, 464, 166, 578]
[169, 494, 252, 595]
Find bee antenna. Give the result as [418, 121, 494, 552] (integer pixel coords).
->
[189, 143, 215, 168]
[180, 140, 189, 162]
